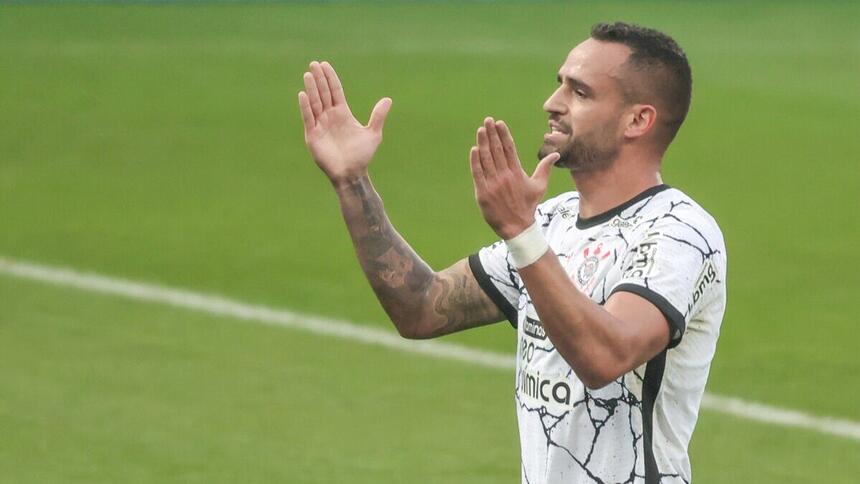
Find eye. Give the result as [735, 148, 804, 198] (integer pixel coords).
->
[575, 89, 587, 98]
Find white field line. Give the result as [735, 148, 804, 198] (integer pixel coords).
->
[1, 256, 859, 443]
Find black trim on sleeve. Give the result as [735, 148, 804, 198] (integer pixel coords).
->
[610, 283, 685, 349]
[642, 348, 668, 484]
[468, 253, 518, 329]
[575, 184, 671, 229]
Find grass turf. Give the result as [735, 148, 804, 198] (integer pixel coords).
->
[1, 2, 858, 482]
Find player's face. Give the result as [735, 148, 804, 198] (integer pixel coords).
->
[539, 39, 631, 172]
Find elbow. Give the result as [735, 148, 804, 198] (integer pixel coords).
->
[568, 342, 637, 390]
[390, 316, 436, 340]
[386, 297, 441, 340]
[580, 374, 615, 391]
[576, 363, 625, 391]
[394, 324, 425, 340]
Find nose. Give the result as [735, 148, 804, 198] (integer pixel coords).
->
[543, 85, 567, 114]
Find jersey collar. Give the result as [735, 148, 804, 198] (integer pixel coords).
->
[575, 184, 671, 229]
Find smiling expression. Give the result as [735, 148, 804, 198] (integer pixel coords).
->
[538, 39, 633, 172]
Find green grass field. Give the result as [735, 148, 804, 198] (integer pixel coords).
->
[1, 1, 859, 482]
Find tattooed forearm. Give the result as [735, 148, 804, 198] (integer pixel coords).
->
[333, 175, 503, 338]
[337, 176, 434, 324]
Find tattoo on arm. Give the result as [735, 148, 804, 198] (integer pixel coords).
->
[429, 267, 502, 335]
[336, 176, 503, 337]
[347, 176, 433, 289]
[339, 176, 434, 323]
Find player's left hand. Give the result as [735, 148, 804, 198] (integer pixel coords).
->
[470, 117, 560, 240]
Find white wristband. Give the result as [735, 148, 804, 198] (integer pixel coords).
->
[505, 222, 549, 269]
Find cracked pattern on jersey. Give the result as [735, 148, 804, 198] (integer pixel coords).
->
[517, 372, 648, 483]
[477, 188, 725, 483]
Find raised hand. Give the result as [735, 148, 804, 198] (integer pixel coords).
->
[298, 61, 392, 184]
[470, 117, 560, 239]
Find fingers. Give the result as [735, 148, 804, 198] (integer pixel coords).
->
[469, 146, 486, 190]
[304, 60, 389, 135]
[303, 60, 346, 116]
[495, 121, 522, 171]
[477, 117, 523, 177]
[321, 61, 347, 106]
[531, 152, 561, 189]
[368, 97, 393, 133]
[484, 117, 510, 173]
[303, 71, 323, 119]
[476, 126, 497, 178]
[309, 61, 333, 110]
[298, 91, 315, 132]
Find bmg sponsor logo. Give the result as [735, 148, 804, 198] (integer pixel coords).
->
[688, 259, 717, 313]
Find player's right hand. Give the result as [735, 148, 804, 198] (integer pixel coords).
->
[298, 61, 392, 184]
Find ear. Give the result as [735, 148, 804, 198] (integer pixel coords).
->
[623, 104, 657, 140]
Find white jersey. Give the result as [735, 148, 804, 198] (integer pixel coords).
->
[469, 185, 726, 484]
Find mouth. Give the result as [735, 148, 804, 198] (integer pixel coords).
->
[544, 120, 570, 142]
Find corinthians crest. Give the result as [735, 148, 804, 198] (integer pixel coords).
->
[575, 243, 612, 290]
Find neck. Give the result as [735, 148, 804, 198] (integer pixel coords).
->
[570, 157, 664, 219]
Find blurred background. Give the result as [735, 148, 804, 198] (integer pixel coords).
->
[1, 1, 858, 482]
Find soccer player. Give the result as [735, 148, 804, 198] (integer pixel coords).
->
[298, 22, 726, 484]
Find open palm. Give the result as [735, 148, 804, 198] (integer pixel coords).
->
[298, 61, 392, 182]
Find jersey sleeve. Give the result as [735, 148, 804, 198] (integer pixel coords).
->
[467, 193, 574, 329]
[468, 241, 521, 328]
[609, 213, 724, 348]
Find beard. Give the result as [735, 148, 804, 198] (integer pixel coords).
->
[538, 124, 619, 173]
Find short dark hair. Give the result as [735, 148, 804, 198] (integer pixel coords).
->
[590, 22, 692, 144]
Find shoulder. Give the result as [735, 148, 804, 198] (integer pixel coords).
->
[637, 188, 725, 247]
[625, 188, 727, 287]
[536, 191, 580, 226]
